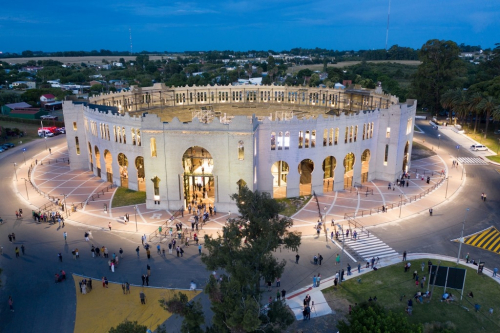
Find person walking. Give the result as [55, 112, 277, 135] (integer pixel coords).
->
[140, 292, 146, 305]
[295, 253, 300, 264]
[429, 208, 433, 216]
[318, 253, 323, 266]
[147, 264, 151, 276]
[58, 253, 62, 262]
[312, 275, 317, 288]
[168, 243, 173, 254]
[119, 248, 123, 258]
[15, 247, 20, 258]
[335, 254, 340, 265]
[145, 275, 149, 286]
[108, 222, 112, 231]
[466, 253, 470, 263]
[20, 245, 25, 255]
[493, 268, 498, 277]
[136, 246, 140, 257]
[198, 244, 202, 254]
[176, 246, 180, 257]
[63, 232, 67, 243]
[146, 248, 151, 259]
[358, 262, 361, 273]
[403, 251, 407, 261]
[141, 274, 146, 286]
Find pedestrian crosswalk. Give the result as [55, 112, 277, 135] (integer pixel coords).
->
[457, 157, 488, 165]
[339, 234, 398, 261]
[454, 227, 500, 254]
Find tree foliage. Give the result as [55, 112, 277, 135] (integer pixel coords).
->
[201, 187, 301, 333]
[159, 292, 204, 333]
[411, 39, 467, 112]
[108, 320, 148, 333]
[337, 302, 422, 333]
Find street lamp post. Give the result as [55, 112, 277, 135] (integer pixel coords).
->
[134, 205, 138, 232]
[13, 162, 17, 181]
[399, 194, 403, 218]
[60, 194, 68, 218]
[22, 148, 26, 165]
[336, 223, 345, 285]
[445, 177, 450, 198]
[44, 136, 48, 151]
[21, 178, 29, 200]
[438, 134, 441, 149]
[457, 208, 470, 263]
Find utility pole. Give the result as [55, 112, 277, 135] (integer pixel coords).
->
[336, 224, 345, 285]
[12, 162, 17, 181]
[457, 208, 470, 263]
[134, 205, 138, 232]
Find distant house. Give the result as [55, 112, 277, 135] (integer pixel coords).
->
[21, 66, 43, 73]
[11, 81, 36, 89]
[1, 102, 47, 119]
[40, 94, 56, 103]
[1, 102, 32, 115]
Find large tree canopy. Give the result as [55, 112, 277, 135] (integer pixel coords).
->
[201, 187, 301, 333]
[411, 39, 467, 112]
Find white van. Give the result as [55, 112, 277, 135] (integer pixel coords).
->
[38, 129, 54, 137]
[470, 144, 487, 151]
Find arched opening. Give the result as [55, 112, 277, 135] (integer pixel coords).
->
[271, 161, 289, 198]
[135, 156, 145, 191]
[88, 142, 93, 171]
[104, 149, 113, 183]
[403, 141, 409, 172]
[236, 179, 247, 195]
[117, 153, 129, 188]
[95, 146, 101, 177]
[182, 146, 214, 209]
[322, 156, 336, 192]
[361, 149, 371, 183]
[298, 159, 314, 196]
[343, 152, 355, 189]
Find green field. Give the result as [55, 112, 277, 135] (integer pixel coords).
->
[0, 120, 42, 145]
[323, 259, 500, 332]
[111, 187, 146, 208]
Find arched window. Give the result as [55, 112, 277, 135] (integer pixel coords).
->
[150, 137, 157, 157]
[122, 127, 126, 144]
[131, 128, 136, 145]
[238, 140, 244, 160]
[106, 124, 110, 140]
[75, 136, 80, 155]
[271, 132, 276, 150]
[284, 131, 290, 150]
[137, 130, 141, 146]
[278, 132, 283, 150]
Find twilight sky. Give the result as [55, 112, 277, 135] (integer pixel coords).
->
[1, 0, 499, 52]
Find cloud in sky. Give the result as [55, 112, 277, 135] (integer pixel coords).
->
[0, 0, 498, 52]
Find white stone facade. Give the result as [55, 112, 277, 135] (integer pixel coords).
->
[63, 84, 416, 212]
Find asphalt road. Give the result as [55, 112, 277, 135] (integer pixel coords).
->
[373, 121, 500, 269]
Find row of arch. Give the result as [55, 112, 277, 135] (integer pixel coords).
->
[88, 143, 145, 191]
[271, 149, 371, 198]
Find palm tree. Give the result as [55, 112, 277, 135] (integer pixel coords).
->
[478, 96, 499, 139]
[467, 92, 483, 134]
[440, 89, 456, 117]
[451, 89, 469, 127]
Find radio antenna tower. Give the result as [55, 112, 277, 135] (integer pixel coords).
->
[129, 28, 133, 55]
[385, 0, 391, 50]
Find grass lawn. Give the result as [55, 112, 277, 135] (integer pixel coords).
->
[411, 141, 436, 161]
[0, 120, 43, 145]
[323, 259, 500, 332]
[111, 187, 146, 208]
[277, 195, 311, 217]
[486, 155, 500, 163]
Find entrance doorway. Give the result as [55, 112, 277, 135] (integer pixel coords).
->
[182, 146, 214, 209]
[95, 146, 101, 178]
[343, 152, 355, 189]
[136, 156, 145, 191]
[271, 161, 289, 198]
[118, 153, 129, 188]
[104, 149, 113, 183]
[322, 156, 336, 192]
[403, 141, 409, 172]
[361, 149, 370, 183]
[298, 159, 314, 196]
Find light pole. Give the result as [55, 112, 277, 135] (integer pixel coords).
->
[60, 194, 68, 218]
[21, 177, 29, 200]
[12, 162, 17, 181]
[457, 208, 470, 263]
[336, 223, 345, 285]
[134, 205, 138, 232]
[438, 134, 441, 149]
[399, 194, 403, 218]
[22, 148, 26, 165]
[44, 136, 48, 151]
[445, 176, 450, 198]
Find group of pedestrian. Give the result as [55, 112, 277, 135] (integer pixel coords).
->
[302, 295, 312, 320]
[481, 193, 487, 201]
[55, 270, 67, 283]
[78, 278, 92, 294]
[121, 282, 131, 294]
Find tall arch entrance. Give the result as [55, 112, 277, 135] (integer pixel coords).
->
[343, 152, 355, 189]
[322, 156, 336, 192]
[403, 141, 409, 172]
[182, 146, 214, 209]
[361, 149, 370, 183]
[95, 146, 101, 178]
[271, 161, 289, 198]
[298, 159, 314, 196]
[88, 142, 93, 171]
[118, 153, 129, 188]
[104, 149, 113, 183]
[136, 156, 145, 191]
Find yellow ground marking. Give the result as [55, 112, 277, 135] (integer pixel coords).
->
[457, 227, 500, 254]
[73, 275, 200, 333]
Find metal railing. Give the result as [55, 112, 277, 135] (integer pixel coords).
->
[148, 208, 186, 242]
[344, 176, 445, 219]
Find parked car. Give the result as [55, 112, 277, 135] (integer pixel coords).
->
[494, 129, 500, 135]
[0, 145, 9, 150]
[470, 144, 488, 151]
[0, 148, 5, 153]
[57, 127, 66, 134]
[4, 143, 14, 148]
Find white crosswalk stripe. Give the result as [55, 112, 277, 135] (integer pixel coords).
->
[340, 235, 398, 261]
[457, 157, 488, 165]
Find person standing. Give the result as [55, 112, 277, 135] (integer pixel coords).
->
[108, 222, 112, 231]
[140, 292, 146, 305]
[276, 277, 281, 287]
[295, 253, 300, 264]
[281, 289, 286, 299]
[318, 253, 323, 266]
[335, 254, 340, 265]
[198, 244, 202, 254]
[63, 232, 67, 242]
[176, 246, 180, 257]
[20, 245, 25, 255]
[58, 253, 62, 262]
[146, 248, 151, 259]
[429, 208, 433, 216]
[15, 247, 20, 258]
[145, 275, 149, 286]
[147, 264, 151, 276]
[119, 248, 123, 258]
[141, 274, 146, 286]
[403, 251, 407, 261]
[493, 268, 498, 277]
[136, 246, 140, 257]
[466, 253, 470, 263]
[312, 275, 316, 288]
[358, 262, 361, 273]
[8, 296, 14, 312]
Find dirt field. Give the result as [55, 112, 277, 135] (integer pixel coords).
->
[1, 55, 171, 65]
[288, 60, 421, 73]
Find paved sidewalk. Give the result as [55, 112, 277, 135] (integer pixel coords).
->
[284, 250, 500, 320]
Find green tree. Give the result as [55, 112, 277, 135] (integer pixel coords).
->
[201, 187, 301, 332]
[108, 320, 147, 333]
[411, 39, 467, 112]
[159, 292, 204, 333]
[309, 73, 320, 87]
[478, 96, 499, 138]
[337, 302, 422, 333]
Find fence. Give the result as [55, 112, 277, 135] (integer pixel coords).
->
[147, 208, 188, 242]
[344, 176, 445, 219]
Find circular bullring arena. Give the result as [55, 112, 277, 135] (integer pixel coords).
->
[63, 83, 416, 212]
